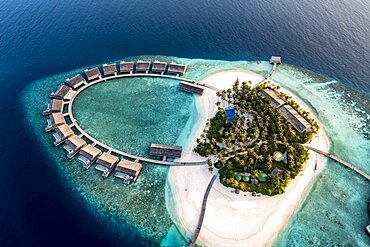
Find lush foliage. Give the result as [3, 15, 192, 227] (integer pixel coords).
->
[194, 80, 319, 196]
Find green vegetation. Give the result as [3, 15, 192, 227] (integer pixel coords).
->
[195, 80, 319, 196]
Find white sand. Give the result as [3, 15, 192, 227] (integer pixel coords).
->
[167, 70, 329, 246]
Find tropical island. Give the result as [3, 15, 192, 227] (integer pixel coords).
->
[194, 80, 319, 195]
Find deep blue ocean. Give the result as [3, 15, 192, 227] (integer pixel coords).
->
[0, 0, 369, 246]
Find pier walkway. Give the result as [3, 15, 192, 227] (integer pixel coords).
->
[254, 61, 280, 88]
[67, 73, 209, 166]
[303, 145, 370, 180]
[189, 175, 217, 247]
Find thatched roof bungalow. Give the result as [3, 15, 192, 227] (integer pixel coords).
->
[43, 99, 64, 116]
[95, 152, 119, 178]
[259, 89, 286, 108]
[119, 61, 134, 73]
[102, 63, 117, 76]
[115, 159, 142, 184]
[135, 60, 151, 72]
[167, 62, 187, 75]
[63, 135, 87, 158]
[279, 105, 312, 133]
[52, 124, 74, 146]
[151, 60, 167, 73]
[84, 67, 101, 81]
[45, 112, 66, 132]
[50, 85, 75, 100]
[65, 74, 86, 89]
[78, 144, 102, 169]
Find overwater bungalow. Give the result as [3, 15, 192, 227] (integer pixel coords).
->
[259, 89, 286, 108]
[78, 144, 102, 169]
[65, 74, 86, 89]
[270, 56, 282, 64]
[50, 85, 75, 100]
[114, 159, 142, 185]
[102, 63, 117, 76]
[150, 144, 182, 158]
[43, 99, 64, 116]
[151, 60, 167, 74]
[63, 135, 87, 158]
[167, 62, 187, 75]
[45, 112, 66, 132]
[119, 61, 134, 74]
[179, 81, 205, 95]
[95, 152, 119, 178]
[52, 124, 74, 146]
[135, 60, 151, 73]
[84, 67, 101, 81]
[279, 105, 312, 133]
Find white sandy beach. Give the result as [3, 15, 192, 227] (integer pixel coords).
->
[167, 70, 329, 246]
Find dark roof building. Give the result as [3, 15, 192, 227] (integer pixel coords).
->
[45, 112, 66, 132]
[95, 152, 119, 178]
[136, 60, 151, 72]
[115, 159, 143, 185]
[63, 135, 87, 158]
[43, 99, 64, 116]
[50, 85, 75, 100]
[65, 74, 86, 89]
[167, 62, 187, 75]
[52, 124, 74, 146]
[279, 105, 312, 133]
[84, 67, 101, 81]
[271, 168, 284, 179]
[78, 144, 102, 169]
[259, 89, 286, 108]
[151, 60, 167, 73]
[119, 61, 134, 73]
[150, 144, 182, 158]
[102, 63, 117, 76]
[179, 81, 205, 95]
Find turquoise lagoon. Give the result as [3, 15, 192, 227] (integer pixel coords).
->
[22, 56, 369, 246]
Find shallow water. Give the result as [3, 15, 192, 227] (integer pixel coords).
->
[23, 56, 369, 246]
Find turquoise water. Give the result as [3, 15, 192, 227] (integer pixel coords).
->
[22, 56, 369, 246]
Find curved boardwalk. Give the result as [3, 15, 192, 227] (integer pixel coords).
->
[67, 73, 208, 166]
[189, 175, 217, 247]
[303, 145, 370, 180]
[254, 62, 280, 87]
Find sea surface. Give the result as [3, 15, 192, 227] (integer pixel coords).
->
[0, 0, 369, 246]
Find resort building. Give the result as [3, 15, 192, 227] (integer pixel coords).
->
[84, 67, 101, 81]
[45, 112, 65, 132]
[259, 89, 286, 108]
[65, 74, 86, 89]
[43, 99, 64, 115]
[52, 124, 74, 146]
[279, 105, 312, 133]
[119, 61, 134, 74]
[63, 135, 87, 158]
[179, 81, 205, 95]
[150, 144, 182, 158]
[78, 144, 102, 169]
[136, 60, 151, 73]
[50, 85, 75, 100]
[151, 60, 167, 74]
[167, 62, 187, 75]
[102, 63, 117, 76]
[95, 152, 119, 178]
[271, 168, 284, 179]
[270, 56, 282, 64]
[114, 159, 142, 185]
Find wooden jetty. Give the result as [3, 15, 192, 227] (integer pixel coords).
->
[254, 56, 281, 87]
[303, 145, 370, 180]
[189, 175, 217, 247]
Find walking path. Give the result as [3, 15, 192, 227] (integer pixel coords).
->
[189, 175, 218, 247]
[303, 145, 370, 180]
